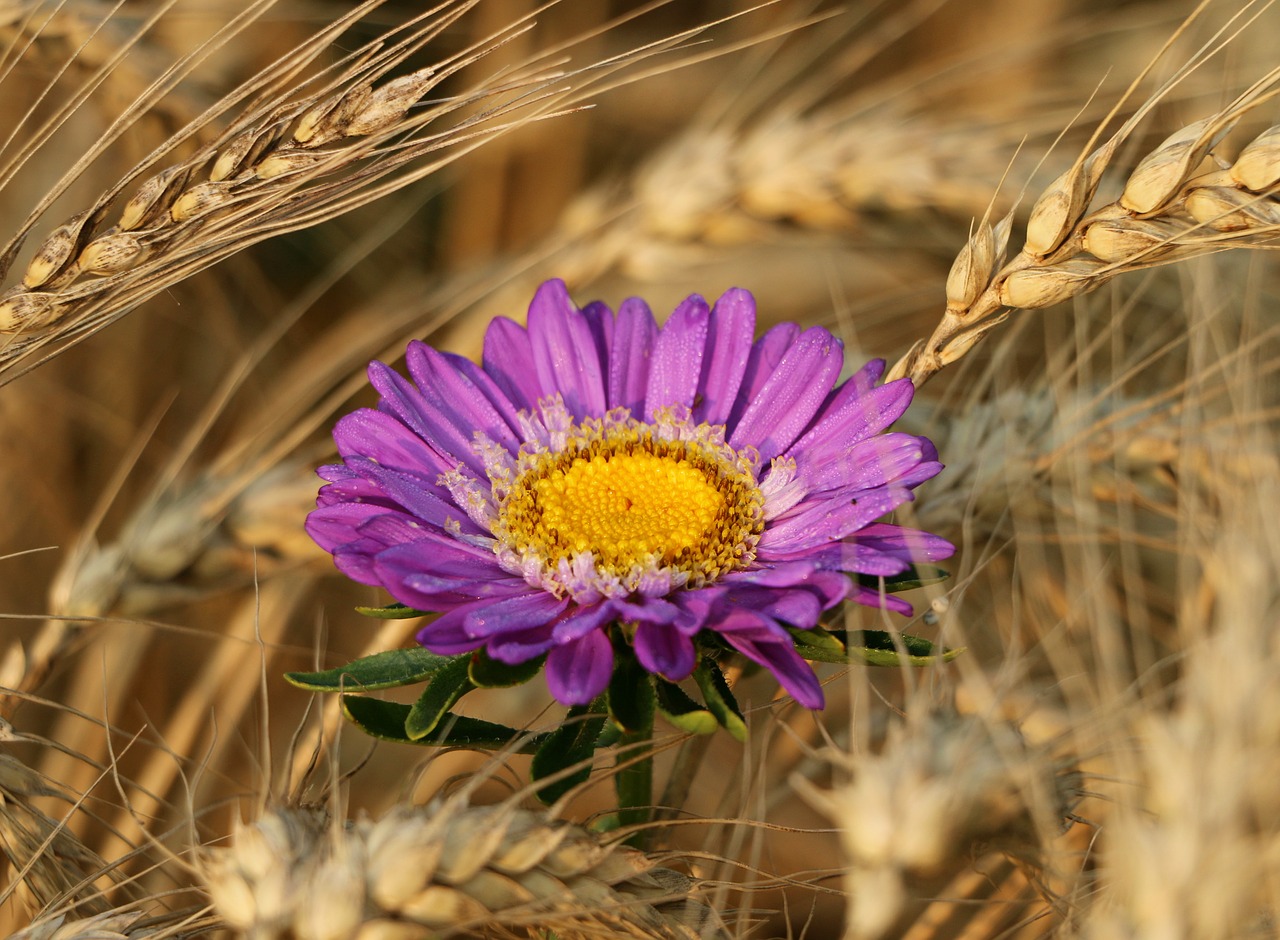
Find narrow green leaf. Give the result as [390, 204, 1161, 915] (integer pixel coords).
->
[432, 716, 547, 753]
[468, 649, 545, 688]
[856, 565, 950, 594]
[342, 695, 415, 742]
[531, 705, 607, 805]
[285, 648, 459, 692]
[654, 679, 718, 735]
[835, 630, 964, 667]
[405, 656, 475, 740]
[354, 602, 430, 619]
[788, 627, 846, 657]
[341, 696, 542, 752]
[693, 661, 747, 742]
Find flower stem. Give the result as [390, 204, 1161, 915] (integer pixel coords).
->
[615, 722, 654, 848]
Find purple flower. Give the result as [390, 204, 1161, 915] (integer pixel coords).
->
[308, 280, 952, 708]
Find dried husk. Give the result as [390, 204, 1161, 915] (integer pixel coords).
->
[1121, 116, 1233, 215]
[998, 257, 1110, 309]
[1230, 123, 1280, 192]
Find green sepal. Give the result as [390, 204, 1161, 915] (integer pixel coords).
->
[354, 602, 430, 619]
[341, 695, 543, 752]
[693, 660, 747, 742]
[531, 704, 608, 805]
[284, 648, 460, 692]
[405, 655, 476, 740]
[654, 679, 718, 735]
[793, 630, 962, 665]
[468, 648, 545, 688]
[856, 565, 950, 594]
[607, 653, 655, 735]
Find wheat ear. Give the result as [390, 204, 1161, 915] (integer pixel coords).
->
[0, 0, 724, 383]
[199, 799, 726, 940]
[888, 57, 1280, 388]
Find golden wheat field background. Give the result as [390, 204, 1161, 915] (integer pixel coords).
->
[1, 0, 1278, 937]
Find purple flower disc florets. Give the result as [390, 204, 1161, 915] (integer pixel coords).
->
[307, 279, 953, 708]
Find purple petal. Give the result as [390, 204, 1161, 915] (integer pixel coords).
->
[633, 622, 696, 680]
[404, 343, 521, 452]
[730, 587, 823, 628]
[714, 609, 824, 708]
[806, 359, 886, 428]
[375, 539, 526, 609]
[846, 583, 914, 616]
[333, 408, 453, 478]
[343, 457, 483, 534]
[486, 623, 556, 663]
[760, 487, 915, 554]
[644, 294, 710, 421]
[729, 327, 844, 462]
[724, 322, 800, 435]
[306, 502, 393, 555]
[527, 279, 607, 419]
[694, 288, 756, 425]
[723, 562, 851, 610]
[546, 629, 614, 705]
[417, 604, 490, 655]
[788, 378, 915, 467]
[608, 297, 658, 414]
[580, 300, 615, 376]
[368, 361, 485, 476]
[464, 591, 570, 638]
[551, 601, 619, 642]
[852, 523, 956, 563]
[798, 432, 935, 495]
[483, 317, 543, 410]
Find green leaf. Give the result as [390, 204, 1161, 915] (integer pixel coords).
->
[607, 652, 655, 735]
[531, 705, 607, 805]
[285, 648, 460, 692]
[654, 679, 718, 735]
[468, 649, 544, 688]
[788, 627, 846, 658]
[342, 694, 415, 742]
[341, 695, 543, 752]
[856, 565, 950, 594]
[405, 656, 475, 740]
[693, 660, 747, 742]
[837, 630, 964, 667]
[354, 602, 430, 619]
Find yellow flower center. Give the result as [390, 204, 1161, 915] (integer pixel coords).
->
[494, 416, 763, 592]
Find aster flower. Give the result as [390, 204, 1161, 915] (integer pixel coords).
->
[306, 279, 952, 710]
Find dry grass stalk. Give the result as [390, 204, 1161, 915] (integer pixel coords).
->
[890, 51, 1280, 386]
[199, 799, 726, 940]
[0, 752, 128, 919]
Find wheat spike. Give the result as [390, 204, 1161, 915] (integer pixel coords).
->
[199, 799, 726, 940]
[890, 55, 1280, 386]
[0, 1, 727, 382]
[793, 711, 1078, 940]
